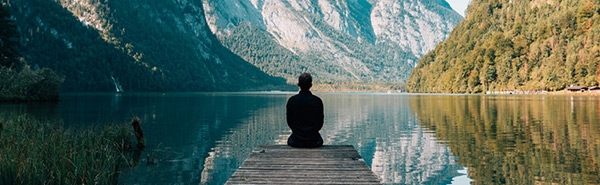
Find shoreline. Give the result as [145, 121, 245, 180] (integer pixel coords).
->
[486, 90, 600, 95]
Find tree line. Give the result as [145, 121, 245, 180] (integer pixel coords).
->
[407, 0, 600, 93]
[3, 0, 290, 92]
[217, 11, 418, 90]
[0, 4, 63, 101]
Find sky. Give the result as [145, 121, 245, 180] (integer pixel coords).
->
[446, 0, 471, 17]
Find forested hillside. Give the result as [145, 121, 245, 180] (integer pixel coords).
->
[2, 0, 290, 92]
[407, 0, 600, 93]
[1, 4, 63, 101]
[203, 0, 462, 90]
[2, 0, 463, 92]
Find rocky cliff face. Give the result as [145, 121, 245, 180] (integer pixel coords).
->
[371, 0, 459, 56]
[203, 0, 462, 85]
[3, 0, 460, 91]
[4, 0, 289, 92]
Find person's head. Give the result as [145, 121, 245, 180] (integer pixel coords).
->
[297, 72, 312, 90]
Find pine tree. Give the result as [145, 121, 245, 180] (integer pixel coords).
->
[0, 4, 21, 68]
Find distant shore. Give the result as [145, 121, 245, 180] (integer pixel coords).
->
[486, 90, 600, 95]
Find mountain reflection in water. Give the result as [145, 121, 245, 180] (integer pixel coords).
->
[411, 95, 600, 185]
[17, 93, 586, 184]
[200, 93, 464, 185]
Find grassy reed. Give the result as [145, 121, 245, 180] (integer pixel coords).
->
[0, 114, 132, 184]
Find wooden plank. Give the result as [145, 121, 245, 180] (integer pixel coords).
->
[226, 145, 381, 185]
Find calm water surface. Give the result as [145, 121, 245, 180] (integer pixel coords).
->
[1, 93, 599, 185]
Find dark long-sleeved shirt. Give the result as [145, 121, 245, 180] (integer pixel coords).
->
[286, 90, 324, 147]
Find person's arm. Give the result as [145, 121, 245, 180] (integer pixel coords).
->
[286, 99, 294, 129]
[315, 98, 324, 131]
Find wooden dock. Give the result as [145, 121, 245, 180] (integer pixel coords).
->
[226, 145, 381, 185]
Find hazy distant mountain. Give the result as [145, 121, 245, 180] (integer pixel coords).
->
[203, 0, 462, 88]
[407, 0, 600, 93]
[3, 0, 461, 92]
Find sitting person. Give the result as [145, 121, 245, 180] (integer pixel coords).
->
[286, 73, 324, 148]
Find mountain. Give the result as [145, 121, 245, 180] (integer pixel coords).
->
[407, 0, 600, 93]
[3, 0, 461, 92]
[3, 0, 290, 92]
[202, 0, 462, 90]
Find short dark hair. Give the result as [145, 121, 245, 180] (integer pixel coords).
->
[298, 73, 312, 90]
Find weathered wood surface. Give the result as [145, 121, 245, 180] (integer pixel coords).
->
[226, 145, 381, 185]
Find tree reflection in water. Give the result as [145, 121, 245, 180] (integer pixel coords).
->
[202, 93, 466, 185]
[411, 95, 600, 185]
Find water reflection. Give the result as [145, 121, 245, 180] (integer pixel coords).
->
[1, 93, 467, 185]
[199, 93, 290, 184]
[203, 93, 465, 185]
[410, 95, 600, 185]
[322, 94, 464, 185]
[108, 93, 287, 184]
[0, 101, 60, 122]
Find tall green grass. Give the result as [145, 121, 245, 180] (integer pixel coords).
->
[0, 114, 132, 184]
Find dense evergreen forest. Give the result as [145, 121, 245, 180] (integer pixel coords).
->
[1, 4, 63, 101]
[407, 0, 600, 93]
[219, 21, 416, 91]
[4, 0, 464, 92]
[221, 15, 417, 83]
[2, 0, 290, 92]
[205, 0, 462, 91]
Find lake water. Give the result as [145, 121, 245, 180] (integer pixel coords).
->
[1, 92, 599, 185]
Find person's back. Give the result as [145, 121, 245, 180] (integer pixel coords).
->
[286, 73, 324, 148]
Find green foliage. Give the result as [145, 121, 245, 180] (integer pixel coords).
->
[0, 4, 64, 101]
[219, 22, 307, 84]
[411, 95, 600, 184]
[0, 66, 64, 102]
[219, 18, 418, 89]
[211, 0, 458, 90]
[3, 0, 290, 92]
[407, 0, 600, 93]
[0, 4, 21, 68]
[0, 114, 132, 184]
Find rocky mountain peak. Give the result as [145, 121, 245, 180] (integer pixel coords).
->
[203, 0, 462, 86]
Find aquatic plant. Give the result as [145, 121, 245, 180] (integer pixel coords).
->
[0, 114, 131, 184]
